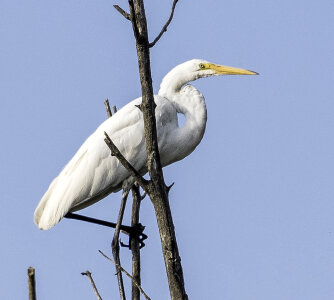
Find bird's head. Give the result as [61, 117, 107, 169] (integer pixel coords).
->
[159, 59, 258, 96]
[185, 59, 258, 79]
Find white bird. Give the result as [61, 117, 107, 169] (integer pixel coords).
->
[34, 59, 257, 230]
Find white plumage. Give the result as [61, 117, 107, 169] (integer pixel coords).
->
[34, 59, 257, 230]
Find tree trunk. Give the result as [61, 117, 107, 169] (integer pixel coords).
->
[128, 1, 188, 299]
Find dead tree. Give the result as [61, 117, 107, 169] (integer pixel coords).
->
[27, 267, 37, 300]
[106, 0, 188, 299]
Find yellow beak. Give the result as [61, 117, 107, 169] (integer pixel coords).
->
[208, 63, 258, 75]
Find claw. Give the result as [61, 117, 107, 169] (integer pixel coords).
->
[120, 223, 148, 249]
[120, 240, 130, 248]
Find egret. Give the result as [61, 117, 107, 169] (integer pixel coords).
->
[34, 59, 257, 230]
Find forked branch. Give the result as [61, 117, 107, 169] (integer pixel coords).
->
[126, 1, 188, 299]
[113, 5, 130, 20]
[104, 132, 150, 192]
[99, 250, 151, 300]
[149, 0, 179, 47]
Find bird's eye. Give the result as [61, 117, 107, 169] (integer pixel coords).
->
[199, 63, 205, 69]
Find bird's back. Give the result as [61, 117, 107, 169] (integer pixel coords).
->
[34, 95, 178, 230]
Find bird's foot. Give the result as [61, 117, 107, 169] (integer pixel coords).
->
[120, 223, 148, 249]
[64, 212, 148, 248]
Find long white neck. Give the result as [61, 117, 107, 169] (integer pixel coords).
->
[158, 72, 207, 164]
[159, 63, 202, 96]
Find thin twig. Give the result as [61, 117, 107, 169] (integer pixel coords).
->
[112, 185, 131, 300]
[149, 0, 179, 47]
[104, 132, 150, 192]
[113, 5, 130, 20]
[27, 267, 36, 300]
[128, 0, 140, 41]
[112, 105, 118, 114]
[166, 182, 175, 194]
[82, 271, 103, 300]
[99, 250, 151, 300]
[140, 191, 147, 200]
[104, 99, 112, 118]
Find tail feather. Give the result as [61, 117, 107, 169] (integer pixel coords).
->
[34, 177, 67, 230]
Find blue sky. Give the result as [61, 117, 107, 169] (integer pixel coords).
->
[1, 0, 334, 299]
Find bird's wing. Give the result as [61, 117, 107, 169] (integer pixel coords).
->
[34, 97, 146, 230]
[154, 97, 181, 167]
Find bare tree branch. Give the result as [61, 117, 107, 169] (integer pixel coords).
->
[27, 267, 36, 300]
[104, 132, 150, 192]
[104, 99, 112, 118]
[149, 0, 179, 48]
[99, 250, 151, 300]
[130, 184, 142, 300]
[112, 186, 131, 300]
[128, 0, 140, 41]
[112, 105, 118, 114]
[166, 182, 175, 194]
[127, 1, 188, 299]
[81, 271, 103, 300]
[113, 5, 130, 20]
